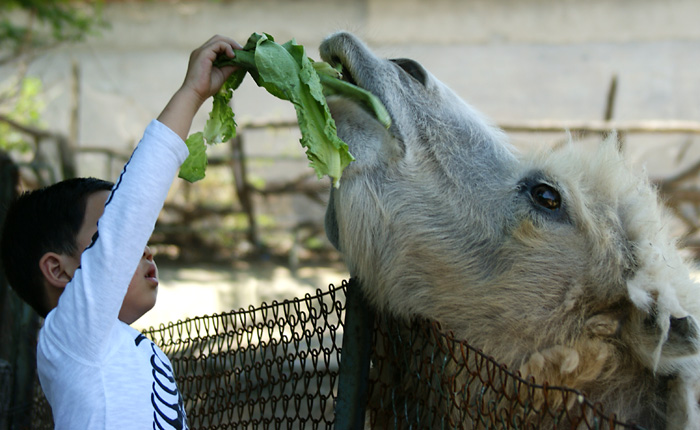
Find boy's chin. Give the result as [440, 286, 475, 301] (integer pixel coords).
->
[119, 299, 157, 325]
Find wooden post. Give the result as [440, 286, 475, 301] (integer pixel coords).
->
[603, 74, 618, 122]
[230, 133, 260, 248]
[602, 74, 625, 151]
[58, 60, 80, 180]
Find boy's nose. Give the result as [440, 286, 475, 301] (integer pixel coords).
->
[143, 245, 154, 261]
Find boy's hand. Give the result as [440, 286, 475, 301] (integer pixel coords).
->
[182, 35, 243, 105]
[157, 35, 242, 141]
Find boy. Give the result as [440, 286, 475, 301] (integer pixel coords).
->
[0, 35, 241, 428]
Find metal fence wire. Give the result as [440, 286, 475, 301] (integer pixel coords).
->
[28, 278, 644, 429]
[368, 312, 644, 430]
[145, 280, 346, 429]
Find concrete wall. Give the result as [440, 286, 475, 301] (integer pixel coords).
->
[7, 0, 699, 180]
[5, 0, 700, 326]
[4, 0, 700, 205]
[4, 0, 700, 320]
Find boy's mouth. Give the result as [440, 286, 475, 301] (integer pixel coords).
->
[145, 264, 158, 285]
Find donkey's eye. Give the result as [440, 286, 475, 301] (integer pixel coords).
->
[531, 184, 561, 211]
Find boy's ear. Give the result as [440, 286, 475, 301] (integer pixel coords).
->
[38, 252, 75, 288]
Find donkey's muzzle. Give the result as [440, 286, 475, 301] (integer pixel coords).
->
[668, 315, 700, 356]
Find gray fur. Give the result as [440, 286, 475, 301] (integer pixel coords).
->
[321, 32, 700, 428]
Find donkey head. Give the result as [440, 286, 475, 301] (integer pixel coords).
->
[320, 32, 700, 426]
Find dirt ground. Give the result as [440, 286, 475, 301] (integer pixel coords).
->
[132, 260, 349, 331]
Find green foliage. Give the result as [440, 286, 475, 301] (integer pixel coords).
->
[0, 77, 44, 153]
[181, 132, 208, 182]
[0, 0, 106, 61]
[0, 1, 105, 154]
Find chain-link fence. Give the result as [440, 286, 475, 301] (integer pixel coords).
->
[367, 313, 644, 430]
[145, 280, 345, 429]
[27, 279, 644, 429]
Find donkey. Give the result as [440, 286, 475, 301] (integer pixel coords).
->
[320, 32, 700, 428]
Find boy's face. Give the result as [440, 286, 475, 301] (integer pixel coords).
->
[70, 190, 160, 325]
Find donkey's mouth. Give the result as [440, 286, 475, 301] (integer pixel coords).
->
[320, 33, 394, 132]
[323, 55, 391, 130]
[338, 64, 358, 87]
[319, 32, 385, 103]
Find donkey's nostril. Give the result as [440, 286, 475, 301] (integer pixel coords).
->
[670, 316, 696, 339]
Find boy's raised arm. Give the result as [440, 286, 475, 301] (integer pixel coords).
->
[42, 35, 243, 361]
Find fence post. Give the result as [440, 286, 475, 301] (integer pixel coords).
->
[230, 133, 260, 248]
[335, 279, 374, 430]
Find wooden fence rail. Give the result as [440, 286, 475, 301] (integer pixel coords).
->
[6, 114, 700, 258]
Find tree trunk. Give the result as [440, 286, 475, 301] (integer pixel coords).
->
[0, 150, 41, 429]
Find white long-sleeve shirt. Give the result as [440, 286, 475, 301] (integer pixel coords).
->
[37, 120, 190, 429]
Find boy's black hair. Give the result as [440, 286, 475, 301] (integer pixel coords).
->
[0, 177, 114, 318]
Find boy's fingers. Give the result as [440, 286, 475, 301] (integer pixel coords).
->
[227, 37, 243, 51]
[215, 41, 237, 59]
[203, 35, 242, 56]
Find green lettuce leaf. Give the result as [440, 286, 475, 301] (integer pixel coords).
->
[179, 132, 207, 182]
[179, 32, 391, 188]
[202, 81, 235, 145]
[314, 66, 391, 129]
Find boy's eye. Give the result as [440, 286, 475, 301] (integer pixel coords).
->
[531, 184, 561, 211]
